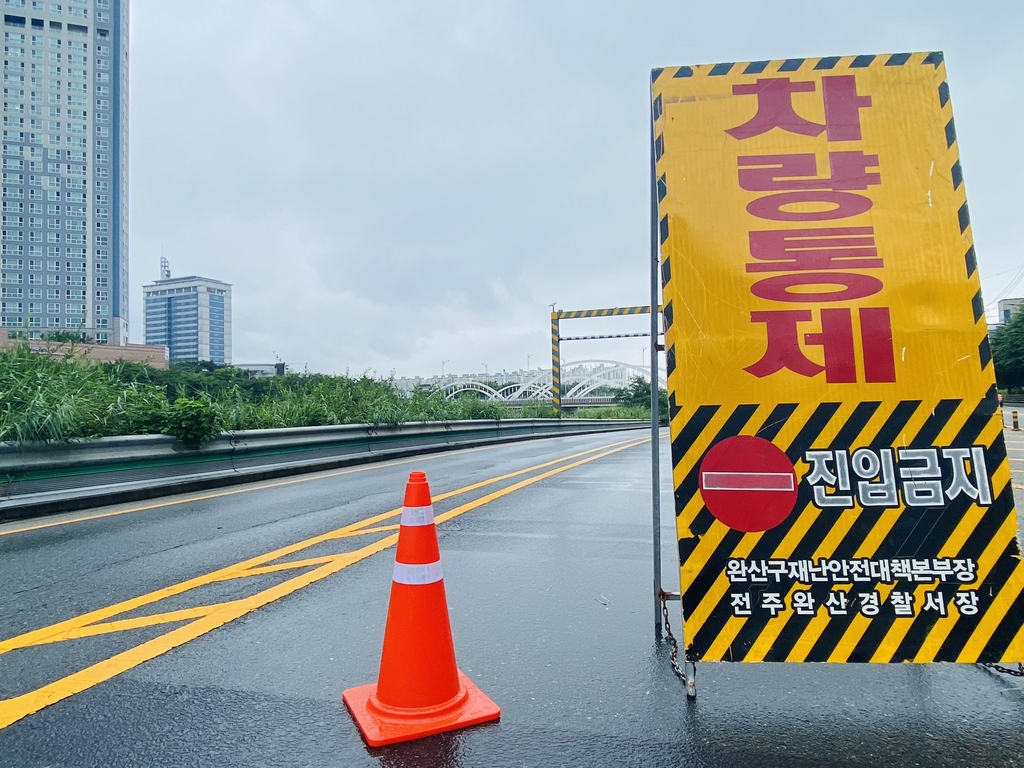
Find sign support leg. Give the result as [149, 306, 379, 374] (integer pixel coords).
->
[649, 108, 663, 641]
[551, 312, 561, 414]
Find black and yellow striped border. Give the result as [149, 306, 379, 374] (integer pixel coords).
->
[550, 312, 561, 411]
[555, 306, 654, 320]
[652, 51, 944, 86]
[672, 393, 1022, 663]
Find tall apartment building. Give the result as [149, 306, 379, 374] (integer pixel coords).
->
[0, 0, 128, 345]
[143, 260, 232, 364]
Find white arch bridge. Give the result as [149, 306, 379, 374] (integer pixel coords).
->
[441, 360, 653, 408]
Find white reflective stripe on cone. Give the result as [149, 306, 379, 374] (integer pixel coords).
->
[400, 505, 435, 527]
[392, 560, 443, 585]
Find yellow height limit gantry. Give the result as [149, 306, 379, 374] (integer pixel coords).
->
[550, 305, 662, 412]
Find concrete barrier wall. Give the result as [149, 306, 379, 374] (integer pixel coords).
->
[0, 419, 648, 521]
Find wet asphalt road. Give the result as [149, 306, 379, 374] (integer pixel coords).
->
[2, 427, 1024, 767]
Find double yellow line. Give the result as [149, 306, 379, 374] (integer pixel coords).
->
[0, 434, 648, 729]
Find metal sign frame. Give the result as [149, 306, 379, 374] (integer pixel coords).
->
[547, 304, 667, 638]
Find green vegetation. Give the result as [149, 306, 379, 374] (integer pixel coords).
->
[611, 376, 669, 425]
[163, 395, 222, 447]
[993, 311, 1024, 393]
[0, 347, 649, 447]
[0, 345, 166, 444]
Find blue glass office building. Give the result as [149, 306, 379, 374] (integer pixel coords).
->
[143, 273, 232, 364]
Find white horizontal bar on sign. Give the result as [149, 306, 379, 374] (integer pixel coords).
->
[393, 560, 443, 585]
[702, 471, 794, 492]
[400, 505, 434, 526]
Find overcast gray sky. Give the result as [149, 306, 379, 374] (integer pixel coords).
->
[128, 1, 1023, 377]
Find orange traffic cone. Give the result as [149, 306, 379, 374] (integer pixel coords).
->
[343, 471, 501, 747]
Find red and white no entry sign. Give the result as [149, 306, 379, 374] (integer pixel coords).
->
[698, 435, 798, 533]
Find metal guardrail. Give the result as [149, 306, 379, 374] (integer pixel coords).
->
[0, 418, 647, 522]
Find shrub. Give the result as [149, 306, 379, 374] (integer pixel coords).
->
[162, 396, 222, 447]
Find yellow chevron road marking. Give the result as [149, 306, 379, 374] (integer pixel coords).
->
[0, 436, 648, 729]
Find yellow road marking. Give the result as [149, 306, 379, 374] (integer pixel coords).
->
[0, 436, 647, 729]
[0, 437, 640, 655]
[16, 603, 239, 647]
[213, 556, 338, 580]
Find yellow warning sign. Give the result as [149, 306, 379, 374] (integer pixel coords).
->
[653, 52, 1024, 663]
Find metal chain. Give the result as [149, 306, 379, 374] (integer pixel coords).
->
[981, 662, 1024, 678]
[660, 593, 686, 682]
